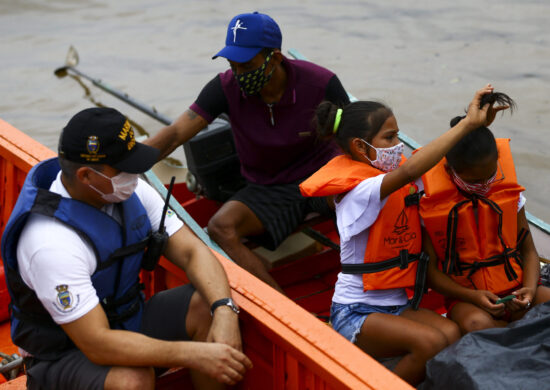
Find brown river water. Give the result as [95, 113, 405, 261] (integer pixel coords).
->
[1, 0, 549, 223]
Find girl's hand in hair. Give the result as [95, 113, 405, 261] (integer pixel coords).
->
[463, 84, 494, 129]
[485, 102, 510, 127]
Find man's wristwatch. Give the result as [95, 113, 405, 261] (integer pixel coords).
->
[210, 298, 240, 316]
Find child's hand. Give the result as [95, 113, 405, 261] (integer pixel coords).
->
[508, 287, 535, 312]
[471, 290, 505, 317]
[463, 84, 494, 129]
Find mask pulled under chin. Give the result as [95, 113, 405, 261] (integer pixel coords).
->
[449, 167, 496, 197]
[89, 169, 138, 203]
[362, 140, 404, 172]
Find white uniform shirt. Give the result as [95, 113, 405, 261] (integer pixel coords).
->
[16, 172, 183, 325]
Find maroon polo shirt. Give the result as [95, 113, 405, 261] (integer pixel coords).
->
[190, 56, 349, 185]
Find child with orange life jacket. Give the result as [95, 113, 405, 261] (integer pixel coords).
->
[420, 92, 550, 335]
[300, 85, 502, 386]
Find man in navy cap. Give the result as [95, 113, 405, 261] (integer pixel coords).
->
[2, 107, 251, 389]
[146, 12, 349, 293]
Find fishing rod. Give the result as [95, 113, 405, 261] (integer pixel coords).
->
[54, 46, 173, 126]
[287, 48, 550, 236]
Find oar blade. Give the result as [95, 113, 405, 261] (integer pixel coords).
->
[66, 45, 79, 68]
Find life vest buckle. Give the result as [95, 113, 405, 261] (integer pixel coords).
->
[404, 191, 424, 207]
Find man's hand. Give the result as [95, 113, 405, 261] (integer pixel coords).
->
[470, 290, 505, 317]
[207, 308, 243, 351]
[189, 342, 253, 385]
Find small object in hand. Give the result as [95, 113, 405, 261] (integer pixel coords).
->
[495, 294, 515, 304]
[525, 301, 532, 309]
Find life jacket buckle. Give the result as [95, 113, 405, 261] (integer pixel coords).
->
[404, 191, 424, 207]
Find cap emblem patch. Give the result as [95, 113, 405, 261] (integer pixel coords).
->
[86, 135, 99, 154]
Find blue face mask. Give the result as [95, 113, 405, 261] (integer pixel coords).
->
[233, 51, 274, 96]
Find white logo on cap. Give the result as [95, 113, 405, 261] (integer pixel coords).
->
[231, 19, 247, 42]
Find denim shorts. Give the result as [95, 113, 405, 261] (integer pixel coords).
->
[330, 301, 411, 344]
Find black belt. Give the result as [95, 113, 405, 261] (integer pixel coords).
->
[341, 250, 429, 310]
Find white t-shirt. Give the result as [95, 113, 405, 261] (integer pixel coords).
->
[332, 174, 411, 306]
[332, 173, 527, 306]
[16, 172, 183, 325]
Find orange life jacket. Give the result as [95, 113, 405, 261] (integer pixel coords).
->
[420, 139, 526, 294]
[300, 155, 428, 308]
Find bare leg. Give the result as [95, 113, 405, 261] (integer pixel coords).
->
[449, 302, 507, 334]
[533, 285, 550, 305]
[509, 285, 550, 322]
[354, 311, 452, 386]
[400, 308, 461, 345]
[208, 200, 284, 293]
[104, 366, 155, 390]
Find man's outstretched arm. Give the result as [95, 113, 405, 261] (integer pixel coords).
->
[144, 109, 207, 160]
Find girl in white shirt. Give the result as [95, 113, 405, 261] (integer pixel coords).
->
[300, 84, 508, 386]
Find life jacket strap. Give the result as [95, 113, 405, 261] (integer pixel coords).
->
[9, 303, 58, 329]
[101, 281, 144, 326]
[96, 237, 150, 271]
[341, 251, 429, 310]
[452, 228, 529, 289]
[341, 251, 425, 274]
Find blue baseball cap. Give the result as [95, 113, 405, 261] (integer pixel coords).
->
[212, 12, 282, 63]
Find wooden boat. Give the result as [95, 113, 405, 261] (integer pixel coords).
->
[1, 48, 549, 388]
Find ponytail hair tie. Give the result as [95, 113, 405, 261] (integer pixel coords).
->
[333, 108, 343, 134]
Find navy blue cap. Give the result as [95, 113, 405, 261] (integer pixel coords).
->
[58, 107, 159, 174]
[212, 12, 282, 63]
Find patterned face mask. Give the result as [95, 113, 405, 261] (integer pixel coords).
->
[361, 140, 404, 172]
[449, 165, 500, 197]
[234, 51, 274, 96]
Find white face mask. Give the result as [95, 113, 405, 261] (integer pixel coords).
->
[361, 140, 404, 172]
[89, 168, 138, 203]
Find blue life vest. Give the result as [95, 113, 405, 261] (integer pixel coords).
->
[1, 158, 152, 360]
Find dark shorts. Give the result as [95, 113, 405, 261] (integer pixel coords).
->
[231, 181, 334, 250]
[25, 284, 196, 390]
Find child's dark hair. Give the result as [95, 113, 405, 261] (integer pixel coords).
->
[446, 91, 516, 173]
[314, 100, 393, 154]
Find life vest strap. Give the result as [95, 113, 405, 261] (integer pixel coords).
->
[96, 237, 150, 272]
[9, 303, 58, 329]
[341, 251, 425, 274]
[101, 281, 144, 326]
[341, 251, 429, 310]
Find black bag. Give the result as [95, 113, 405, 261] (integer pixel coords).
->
[420, 301, 550, 390]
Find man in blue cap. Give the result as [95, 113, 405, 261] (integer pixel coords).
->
[146, 12, 349, 293]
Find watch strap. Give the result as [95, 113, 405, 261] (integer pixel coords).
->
[210, 298, 239, 315]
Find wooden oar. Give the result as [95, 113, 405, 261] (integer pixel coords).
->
[54, 46, 173, 126]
